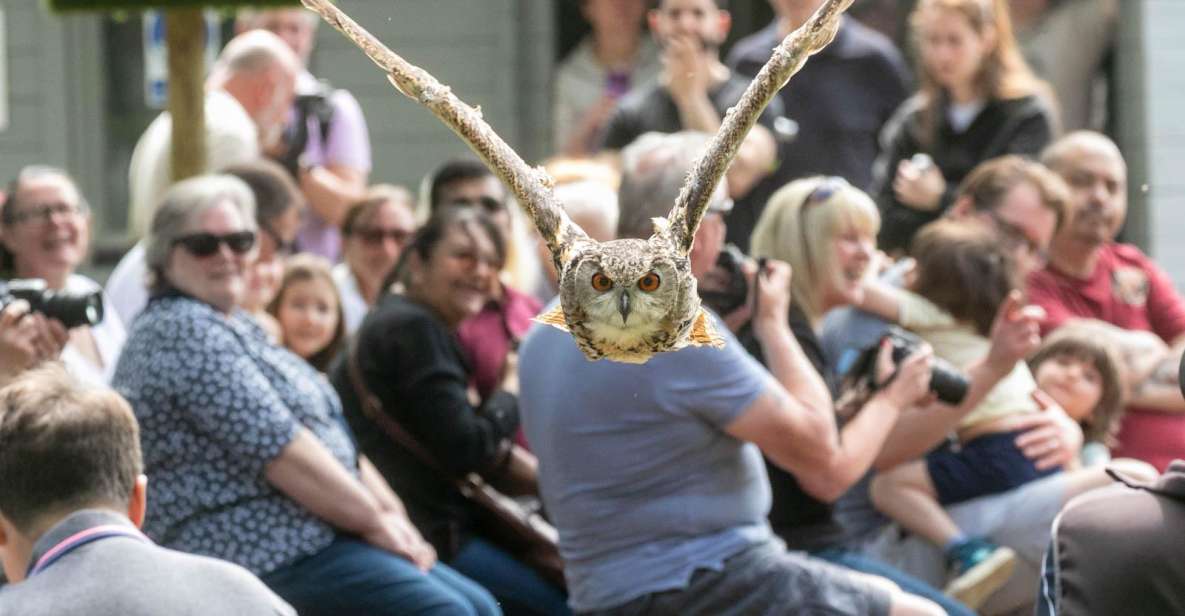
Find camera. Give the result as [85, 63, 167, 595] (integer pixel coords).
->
[0, 279, 104, 328]
[839, 326, 968, 405]
[699, 244, 749, 316]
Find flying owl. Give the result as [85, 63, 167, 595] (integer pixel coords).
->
[302, 0, 853, 363]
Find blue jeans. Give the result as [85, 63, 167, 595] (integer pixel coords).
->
[813, 546, 974, 616]
[451, 536, 571, 616]
[262, 536, 501, 616]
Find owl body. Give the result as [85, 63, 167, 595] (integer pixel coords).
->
[544, 223, 719, 363]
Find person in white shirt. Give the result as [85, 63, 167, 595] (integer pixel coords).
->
[332, 185, 416, 334]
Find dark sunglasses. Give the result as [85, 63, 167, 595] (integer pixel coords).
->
[354, 227, 413, 246]
[174, 231, 257, 257]
[448, 196, 505, 214]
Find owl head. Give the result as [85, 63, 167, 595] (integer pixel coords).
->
[536, 231, 720, 363]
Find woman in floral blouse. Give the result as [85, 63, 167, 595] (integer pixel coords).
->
[112, 175, 499, 616]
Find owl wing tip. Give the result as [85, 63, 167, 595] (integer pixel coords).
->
[533, 305, 570, 332]
[689, 308, 726, 348]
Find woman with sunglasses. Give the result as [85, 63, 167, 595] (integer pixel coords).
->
[112, 175, 500, 616]
[871, 0, 1056, 255]
[742, 177, 975, 615]
[333, 184, 417, 334]
[0, 165, 124, 386]
[331, 206, 569, 616]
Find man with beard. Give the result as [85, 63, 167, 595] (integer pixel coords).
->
[597, 0, 780, 226]
[1028, 131, 1185, 471]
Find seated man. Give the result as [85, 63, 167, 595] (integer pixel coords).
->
[518, 132, 942, 616]
[0, 364, 293, 615]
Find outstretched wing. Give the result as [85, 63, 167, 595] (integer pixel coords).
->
[665, 0, 855, 255]
[301, 0, 588, 266]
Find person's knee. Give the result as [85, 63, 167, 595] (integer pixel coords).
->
[1109, 457, 1159, 484]
[887, 589, 945, 616]
[870, 472, 898, 508]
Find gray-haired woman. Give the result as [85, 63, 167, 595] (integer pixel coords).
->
[112, 174, 500, 616]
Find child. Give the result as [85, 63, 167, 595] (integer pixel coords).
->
[863, 220, 1054, 608]
[267, 254, 346, 373]
[1028, 327, 1125, 467]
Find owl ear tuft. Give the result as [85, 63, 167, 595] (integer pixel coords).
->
[533, 305, 570, 332]
[688, 309, 726, 349]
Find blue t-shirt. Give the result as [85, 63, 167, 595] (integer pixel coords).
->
[519, 307, 775, 611]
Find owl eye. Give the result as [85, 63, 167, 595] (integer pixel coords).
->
[591, 272, 614, 292]
[637, 272, 661, 292]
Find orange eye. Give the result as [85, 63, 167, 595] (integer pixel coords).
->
[637, 272, 661, 292]
[591, 272, 614, 292]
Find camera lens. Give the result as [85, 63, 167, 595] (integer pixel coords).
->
[929, 359, 969, 405]
[40, 289, 105, 329]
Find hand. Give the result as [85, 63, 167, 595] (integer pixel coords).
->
[363, 511, 437, 572]
[0, 301, 69, 379]
[751, 259, 792, 331]
[875, 340, 935, 409]
[663, 35, 712, 105]
[1013, 389, 1084, 471]
[986, 291, 1044, 375]
[892, 158, 945, 211]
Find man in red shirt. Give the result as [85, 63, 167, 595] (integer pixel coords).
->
[1027, 131, 1185, 470]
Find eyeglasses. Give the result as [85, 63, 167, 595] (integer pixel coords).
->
[447, 196, 505, 214]
[985, 210, 1049, 266]
[173, 231, 257, 257]
[260, 225, 296, 256]
[797, 177, 848, 279]
[6, 201, 85, 225]
[353, 227, 413, 247]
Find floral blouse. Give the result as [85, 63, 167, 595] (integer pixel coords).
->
[113, 294, 356, 576]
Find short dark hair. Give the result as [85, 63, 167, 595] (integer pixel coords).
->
[0, 364, 142, 532]
[222, 158, 304, 226]
[911, 219, 1017, 337]
[384, 205, 506, 295]
[428, 158, 497, 210]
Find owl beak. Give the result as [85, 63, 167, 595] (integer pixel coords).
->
[618, 291, 632, 325]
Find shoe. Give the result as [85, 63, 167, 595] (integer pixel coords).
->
[942, 538, 1017, 609]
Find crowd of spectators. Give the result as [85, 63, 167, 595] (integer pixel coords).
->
[0, 0, 1181, 614]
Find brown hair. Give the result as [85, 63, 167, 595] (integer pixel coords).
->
[1028, 328, 1126, 445]
[267, 254, 347, 373]
[910, 219, 1017, 336]
[0, 364, 142, 532]
[342, 184, 416, 236]
[957, 155, 1070, 229]
[910, 0, 1053, 146]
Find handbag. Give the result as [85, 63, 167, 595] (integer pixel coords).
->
[346, 342, 566, 588]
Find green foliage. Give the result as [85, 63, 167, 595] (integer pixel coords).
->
[47, 0, 300, 11]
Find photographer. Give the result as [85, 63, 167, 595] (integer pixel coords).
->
[238, 8, 371, 262]
[0, 301, 67, 387]
[1, 166, 123, 386]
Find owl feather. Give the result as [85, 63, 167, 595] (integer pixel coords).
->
[301, 0, 854, 363]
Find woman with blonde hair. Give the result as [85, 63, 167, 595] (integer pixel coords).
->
[872, 0, 1057, 254]
[743, 177, 973, 615]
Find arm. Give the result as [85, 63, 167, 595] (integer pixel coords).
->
[0, 302, 68, 386]
[874, 292, 1045, 468]
[266, 429, 385, 535]
[299, 164, 367, 228]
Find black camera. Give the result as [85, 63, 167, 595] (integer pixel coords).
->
[0, 279, 104, 328]
[840, 326, 968, 405]
[699, 244, 750, 316]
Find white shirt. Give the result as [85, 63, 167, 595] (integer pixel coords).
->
[105, 242, 149, 328]
[61, 274, 126, 386]
[128, 90, 258, 238]
[331, 263, 369, 335]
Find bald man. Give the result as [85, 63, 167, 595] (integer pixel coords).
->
[1028, 131, 1185, 471]
[126, 29, 300, 239]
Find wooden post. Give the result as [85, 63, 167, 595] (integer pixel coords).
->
[165, 7, 206, 183]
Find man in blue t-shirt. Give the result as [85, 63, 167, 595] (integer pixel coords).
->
[518, 132, 942, 615]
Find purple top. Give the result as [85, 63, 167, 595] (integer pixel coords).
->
[295, 72, 372, 262]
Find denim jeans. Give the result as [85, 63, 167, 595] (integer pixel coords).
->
[450, 536, 571, 616]
[262, 536, 501, 616]
[813, 546, 974, 616]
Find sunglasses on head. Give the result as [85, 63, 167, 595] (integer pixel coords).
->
[174, 231, 257, 257]
[797, 177, 849, 279]
[448, 196, 505, 214]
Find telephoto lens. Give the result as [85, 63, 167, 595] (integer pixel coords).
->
[0, 279, 104, 328]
